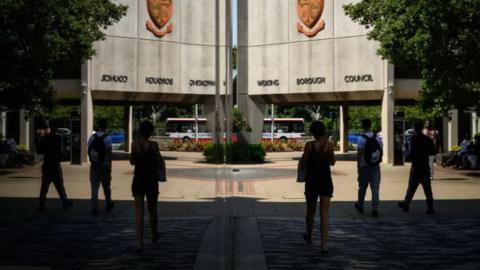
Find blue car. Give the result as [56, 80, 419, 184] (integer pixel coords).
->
[348, 132, 362, 144]
[109, 132, 125, 144]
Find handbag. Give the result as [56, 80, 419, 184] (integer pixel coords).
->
[157, 156, 167, 182]
[152, 142, 167, 182]
[297, 156, 306, 182]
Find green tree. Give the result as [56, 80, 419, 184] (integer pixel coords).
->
[133, 105, 193, 122]
[349, 106, 381, 132]
[344, 0, 480, 114]
[0, 0, 127, 112]
[397, 105, 436, 129]
[232, 46, 237, 70]
[93, 106, 124, 131]
[38, 105, 79, 128]
[232, 107, 251, 133]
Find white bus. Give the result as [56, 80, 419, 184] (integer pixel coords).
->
[262, 118, 306, 142]
[165, 117, 306, 143]
[165, 118, 211, 142]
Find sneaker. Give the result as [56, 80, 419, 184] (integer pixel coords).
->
[152, 232, 161, 244]
[426, 208, 435, 215]
[63, 200, 74, 210]
[302, 234, 312, 245]
[354, 203, 364, 214]
[91, 209, 99, 216]
[372, 210, 379, 217]
[398, 202, 409, 212]
[106, 202, 115, 212]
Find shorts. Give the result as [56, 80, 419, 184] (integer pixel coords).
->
[304, 174, 333, 198]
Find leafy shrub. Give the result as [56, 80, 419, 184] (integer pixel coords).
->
[226, 143, 248, 163]
[248, 144, 266, 162]
[159, 141, 210, 152]
[261, 140, 305, 152]
[204, 143, 266, 163]
[348, 143, 357, 151]
[117, 143, 124, 150]
[203, 143, 225, 163]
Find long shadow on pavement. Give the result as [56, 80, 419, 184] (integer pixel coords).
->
[0, 198, 479, 270]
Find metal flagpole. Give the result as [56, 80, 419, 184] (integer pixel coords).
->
[225, 0, 233, 146]
[271, 104, 275, 142]
[194, 104, 199, 142]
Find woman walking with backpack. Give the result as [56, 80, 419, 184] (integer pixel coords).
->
[130, 121, 165, 252]
[302, 121, 336, 253]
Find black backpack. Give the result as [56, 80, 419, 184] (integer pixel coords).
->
[88, 133, 108, 163]
[362, 133, 383, 166]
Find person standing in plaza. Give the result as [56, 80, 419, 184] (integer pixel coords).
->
[354, 119, 383, 217]
[398, 122, 437, 214]
[129, 120, 165, 252]
[302, 121, 336, 253]
[88, 118, 114, 216]
[36, 121, 73, 212]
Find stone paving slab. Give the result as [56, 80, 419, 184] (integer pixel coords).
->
[0, 216, 212, 270]
[257, 217, 480, 270]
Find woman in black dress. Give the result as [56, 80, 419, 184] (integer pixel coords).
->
[302, 121, 336, 253]
[129, 121, 163, 252]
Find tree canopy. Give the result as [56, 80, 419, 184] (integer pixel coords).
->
[0, 0, 127, 112]
[344, 0, 480, 114]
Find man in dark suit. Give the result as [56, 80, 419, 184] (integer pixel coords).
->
[36, 121, 73, 212]
[399, 121, 437, 214]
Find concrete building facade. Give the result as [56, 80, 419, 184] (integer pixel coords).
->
[6, 0, 478, 164]
[237, 0, 407, 163]
[55, 0, 230, 162]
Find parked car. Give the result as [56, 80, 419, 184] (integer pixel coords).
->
[109, 131, 125, 144]
[348, 132, 362, 144]
[56, 128, 71, 161]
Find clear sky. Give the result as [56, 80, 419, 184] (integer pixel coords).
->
[232, 0, 238, 46]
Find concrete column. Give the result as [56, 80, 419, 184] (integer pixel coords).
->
[124, 106, 133, 153]
[442, 117, 449, 153]
[204, 96, 225, 136]
[0, 111, 6, 139]
[448, 109, 459, 149]
[81, 62, 94, 163]
[237, 95, 265, 144]
[381, 61, 395, 165]
[339, 105, 349, 153]
[472, 112, 478, 137]
[19, 109, 30, 150]
[236, 1, 265, 144]
[204, 101, 216, 134]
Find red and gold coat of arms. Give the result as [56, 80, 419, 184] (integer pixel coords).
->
[296, 0, 325, 37]
[146, 0, 173, 38]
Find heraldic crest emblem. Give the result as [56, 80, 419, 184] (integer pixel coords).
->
[296, 0, 325, 37]
[146, 0, 173, 38]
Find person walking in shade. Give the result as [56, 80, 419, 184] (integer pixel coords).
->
[423, 120, 439, 179]
[355, 119, 383, 217]
[399, 122, 437, 214]
[302, 121, 336, 253]
[129, 121, 165, 252]
[36, 121, 73, 212]
[88, 118, 114, 216]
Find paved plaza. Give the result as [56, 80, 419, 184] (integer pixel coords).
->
[0, 151, 479, 269]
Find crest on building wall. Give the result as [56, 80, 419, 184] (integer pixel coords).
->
[146, 0, 173, 38]
[296, 0, 325, 37]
